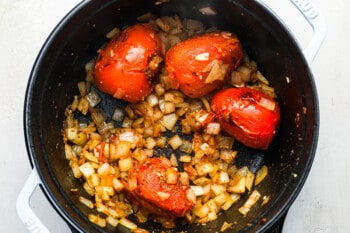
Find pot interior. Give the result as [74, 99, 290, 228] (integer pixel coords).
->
[24, 0, 318, 232]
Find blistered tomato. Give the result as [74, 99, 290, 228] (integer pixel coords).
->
[94, 24, 164, 103]
[165, 31, 243, 98]
[211, 87, 280, 149]
[123, 157, 193, 217]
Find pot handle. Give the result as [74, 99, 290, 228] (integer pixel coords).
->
[16, 169, 50, 233]
[258, 0, 327, 64]
[289, 0, 327, 64]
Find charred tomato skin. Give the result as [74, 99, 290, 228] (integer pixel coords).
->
[124, 157, 193, 217]
[211, 87, 281, 150]
[165, 31, 243, 98]
[94, 24, 163, 103]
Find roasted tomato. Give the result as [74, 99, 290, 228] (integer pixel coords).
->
[165, 31, 243, 98]
[94, 24, 164, 103]
[211, 87, 280, 149]
[124, 157, 193, 217]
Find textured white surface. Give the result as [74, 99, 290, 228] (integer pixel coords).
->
[0, 0, 348, 232]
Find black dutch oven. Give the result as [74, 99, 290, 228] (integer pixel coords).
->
[17, 0, 326, 232]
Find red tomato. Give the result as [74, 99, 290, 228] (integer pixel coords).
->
[94, 24, 163, 103]
[211, 87, 280, 149]
[124, 157, 193, 217]
[165, 31, 243, 98]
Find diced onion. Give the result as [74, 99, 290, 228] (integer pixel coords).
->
[147, 93, 159, 107]
[190, 101, 203, 111]
[112, 178, 124, 192]
[64, 144, 74, 160]
[119, 218, 138, 230]
[230, 71, 243, 86]
[220, 221, 234, 232]
[258, 97, 276, 111]
[168, 134, 183, 150]
[77, 81, 88, 97]
[255, 165, 268, 186]
[83, 182, 95, 196]
[186, 188, 196, 204]
[79, 196, 94, 209]
[106, 216, 119, 227]
[155, 18, 170, 32]
[119, 131, 136, 142]
[238, 190, 261, 216]
[261, 195, 271, 206]
[96, 202, 111, 215]
[70, 161, 82, 178]
[91, 109, 107, 126]
[88, 214, 107, 227]
[198, 7, 217, 16]
[86, 91, 101, 108]
[112, 107, 125, 122]
[179, 155, 192, 163]
[245, 170, 255, 192]
[217, 136, 235, 149]
[190, 185, 205, 196]
[119, 157, 133, 172]
[106, 27, 121, 39]
[157, 191, 171, 200]
[237, 66, 252, 82]
[228, 176, 246, 194]
[193, 204, 210, 218]
[205, 60, 228, 84]
[112, 141, 131, 161]
[195, 52, 209, 61]
[205, 122, 221, 135]
[179, 172, 190, 186]
[179, 140, 192, 154]
[221, 194, 238, 211]
[144, 137, 157, 149]
[154, 83, 165, 96]
[83, 150, 99, 163]
[217, 171, 230, 184]
[220, 150, 237, 163]
[97, 163, 112, 176]
[160, 113, 178, 130]
[183, 18, 204, 32]
[166, 167, 178, 184]
[79, 162, 95, 178]
[195, 161, 214, 176]
[156, 136, 167, 148]
[87, 173, 100, 188]
[211, 184, 226, 196]
[256, 71, 269, 85]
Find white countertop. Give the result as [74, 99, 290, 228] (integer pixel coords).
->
[0, 0, 348, 232]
